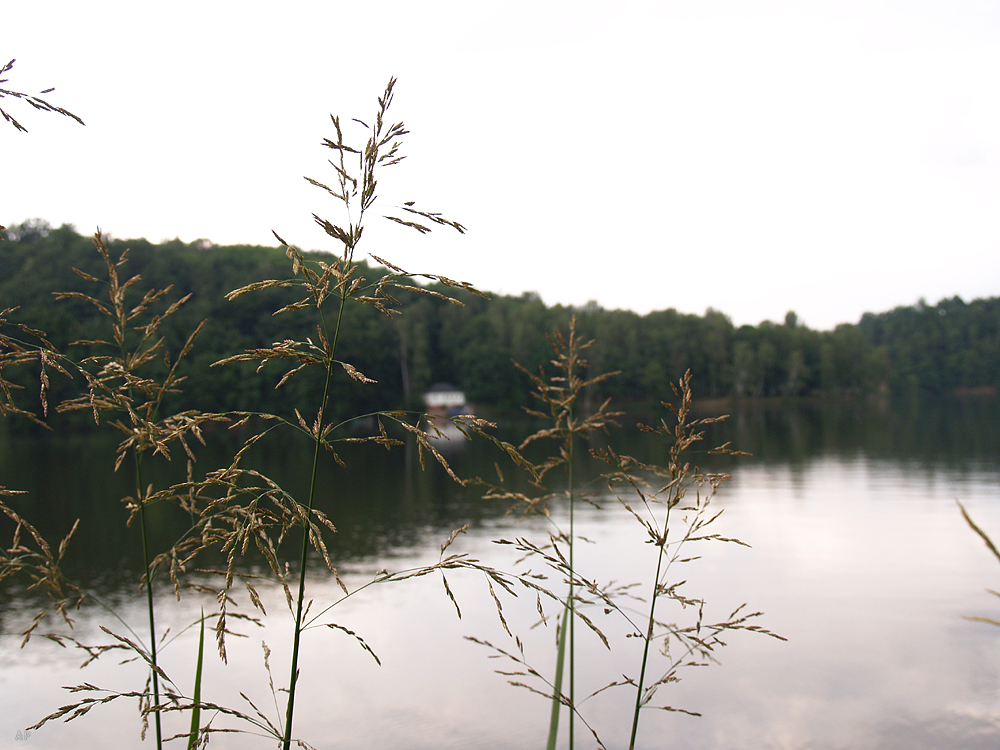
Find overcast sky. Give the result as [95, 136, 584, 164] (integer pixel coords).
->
[5, 0, 1000, 330]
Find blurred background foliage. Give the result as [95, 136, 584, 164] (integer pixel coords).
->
[2, 220, 998, 433]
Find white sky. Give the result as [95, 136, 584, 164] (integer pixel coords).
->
[5, 0, 1000, 330]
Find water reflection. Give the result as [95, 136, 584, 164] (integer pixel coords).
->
[2, 396, 999, 749]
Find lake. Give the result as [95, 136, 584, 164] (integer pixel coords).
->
[2, 396, 999, 749]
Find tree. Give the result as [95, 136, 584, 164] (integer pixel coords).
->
[3, 218, 52, 243]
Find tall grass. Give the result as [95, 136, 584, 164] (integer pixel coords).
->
[56, 235, 221, 745]
[1, 233, 227, 744]
[0, 77, 509, 747]
[207, 77, 496, 748]
[475, 322, 784, 749]
[1, 78, 783, 749]
[511, 320, 619, 748]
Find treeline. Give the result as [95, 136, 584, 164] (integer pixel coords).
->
[2, 221, 998, 428]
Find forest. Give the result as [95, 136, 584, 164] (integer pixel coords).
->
[2, 219, 998, 430]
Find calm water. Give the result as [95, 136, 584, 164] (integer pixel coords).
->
[2, 398, 1000, 749]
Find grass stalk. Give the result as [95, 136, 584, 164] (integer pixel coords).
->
[208, 78, 476, 747]
[282, 277, 347, 750]
[135, 452, 163, 749]
[187, 609, 205, 750]
[628, 501, 672, 750]
[116, 283, 165, 749]
[546, 604, 569, 750]
[566, 385, 576, 750]
[505, 319, 615, 749]
[5, 79, 480, 749]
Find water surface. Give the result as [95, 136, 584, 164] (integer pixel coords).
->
[2, 398, 999, 749]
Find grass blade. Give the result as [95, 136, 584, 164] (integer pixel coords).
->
[959, 501, 1000, 564]
[187, 609, 205, 750]
[547, 604, 569, 750]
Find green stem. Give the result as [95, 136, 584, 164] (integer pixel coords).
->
[628, 481, 674, 750]
[546, 605, 569, 750]
[567, 419, 575, 750]
[282, 290, 347, 750]
[187, 609, 205, 750]
[135, 451, 163, 749]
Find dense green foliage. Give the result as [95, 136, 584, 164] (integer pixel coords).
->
[3, 220, 997, 428]
[857, 296, 1000, 395]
